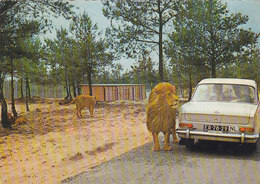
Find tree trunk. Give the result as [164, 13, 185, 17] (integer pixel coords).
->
[72, 80, 77, 98]
[0, 95, 11, 129]
[158, 2, 164, 82]
[210, 28, 217, 78]
[25, 76, 30, 112]
[188, 73, 193, 101]
[64, 68, 72, 100]
[0, 78, 12, 129]
[68, 83, 72, 99]
[88, 72, 92, 96]
[10, 57, 18, 117]
[87, 65, 93, 96]
[27, 79, 31, 100]
[65, 83, 72, 100]
[177, 67, 183, 98]
[65, 81, 69, 100]
[211, 58, 216, 78]
[76, 80, 81, 96]
[20, 77, 24, 98]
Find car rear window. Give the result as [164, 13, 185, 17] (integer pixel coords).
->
[192, 84, 256, 104]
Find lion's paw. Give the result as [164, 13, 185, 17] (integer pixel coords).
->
[152, 146, 161, 151]
[173, 139, 179, 144]
[163, 146, 172, 151]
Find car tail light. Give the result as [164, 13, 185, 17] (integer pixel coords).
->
[240, 127, 255, 132]
[179, 123, 193, 128]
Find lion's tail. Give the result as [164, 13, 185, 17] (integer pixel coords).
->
[65, 96, 79, 105]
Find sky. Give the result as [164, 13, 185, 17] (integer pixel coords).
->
[46, 0, 260, 72]
[223, 0, 260, 32]
[45, 1, 135, 72]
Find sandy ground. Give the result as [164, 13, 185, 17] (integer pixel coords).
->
[0, 98, 152, 184]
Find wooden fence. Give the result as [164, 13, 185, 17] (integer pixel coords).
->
[80, 84, 146, 102]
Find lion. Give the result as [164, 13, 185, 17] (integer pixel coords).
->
[6, 113, 28, 126]
[146, 82, 179, 151]
[13, 116, 28, 126]
[68, 95, 97, 118]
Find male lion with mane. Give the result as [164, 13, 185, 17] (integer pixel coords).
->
[68, 95, 97, 118]
[146, 82, 179, 151]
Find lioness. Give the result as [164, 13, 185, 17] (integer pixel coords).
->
[146, 82, 179, 151]
[68, 95, 97, 118]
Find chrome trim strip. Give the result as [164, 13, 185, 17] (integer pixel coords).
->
[241, 133, 245, 143]
[185, 129, 190, 139]
[176, 129, 259, 139]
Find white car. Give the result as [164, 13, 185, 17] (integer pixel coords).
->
[177, 78, 260, 149]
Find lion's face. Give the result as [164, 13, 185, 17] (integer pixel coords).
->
[154, 82, 179, 108]
[165, 92, 179, 108]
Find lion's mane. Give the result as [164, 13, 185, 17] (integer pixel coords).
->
[146, 82, 178, 134]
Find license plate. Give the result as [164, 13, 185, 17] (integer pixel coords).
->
[203, 125, 236, 132]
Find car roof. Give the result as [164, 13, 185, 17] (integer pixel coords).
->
[198, 78, 257, 88]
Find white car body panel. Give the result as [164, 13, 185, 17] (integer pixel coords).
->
[181, 102, 257, 121]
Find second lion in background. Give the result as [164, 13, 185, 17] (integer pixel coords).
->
[68, 95, 97, 118]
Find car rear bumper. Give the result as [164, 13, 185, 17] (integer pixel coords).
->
[176, 129, 259, 143]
